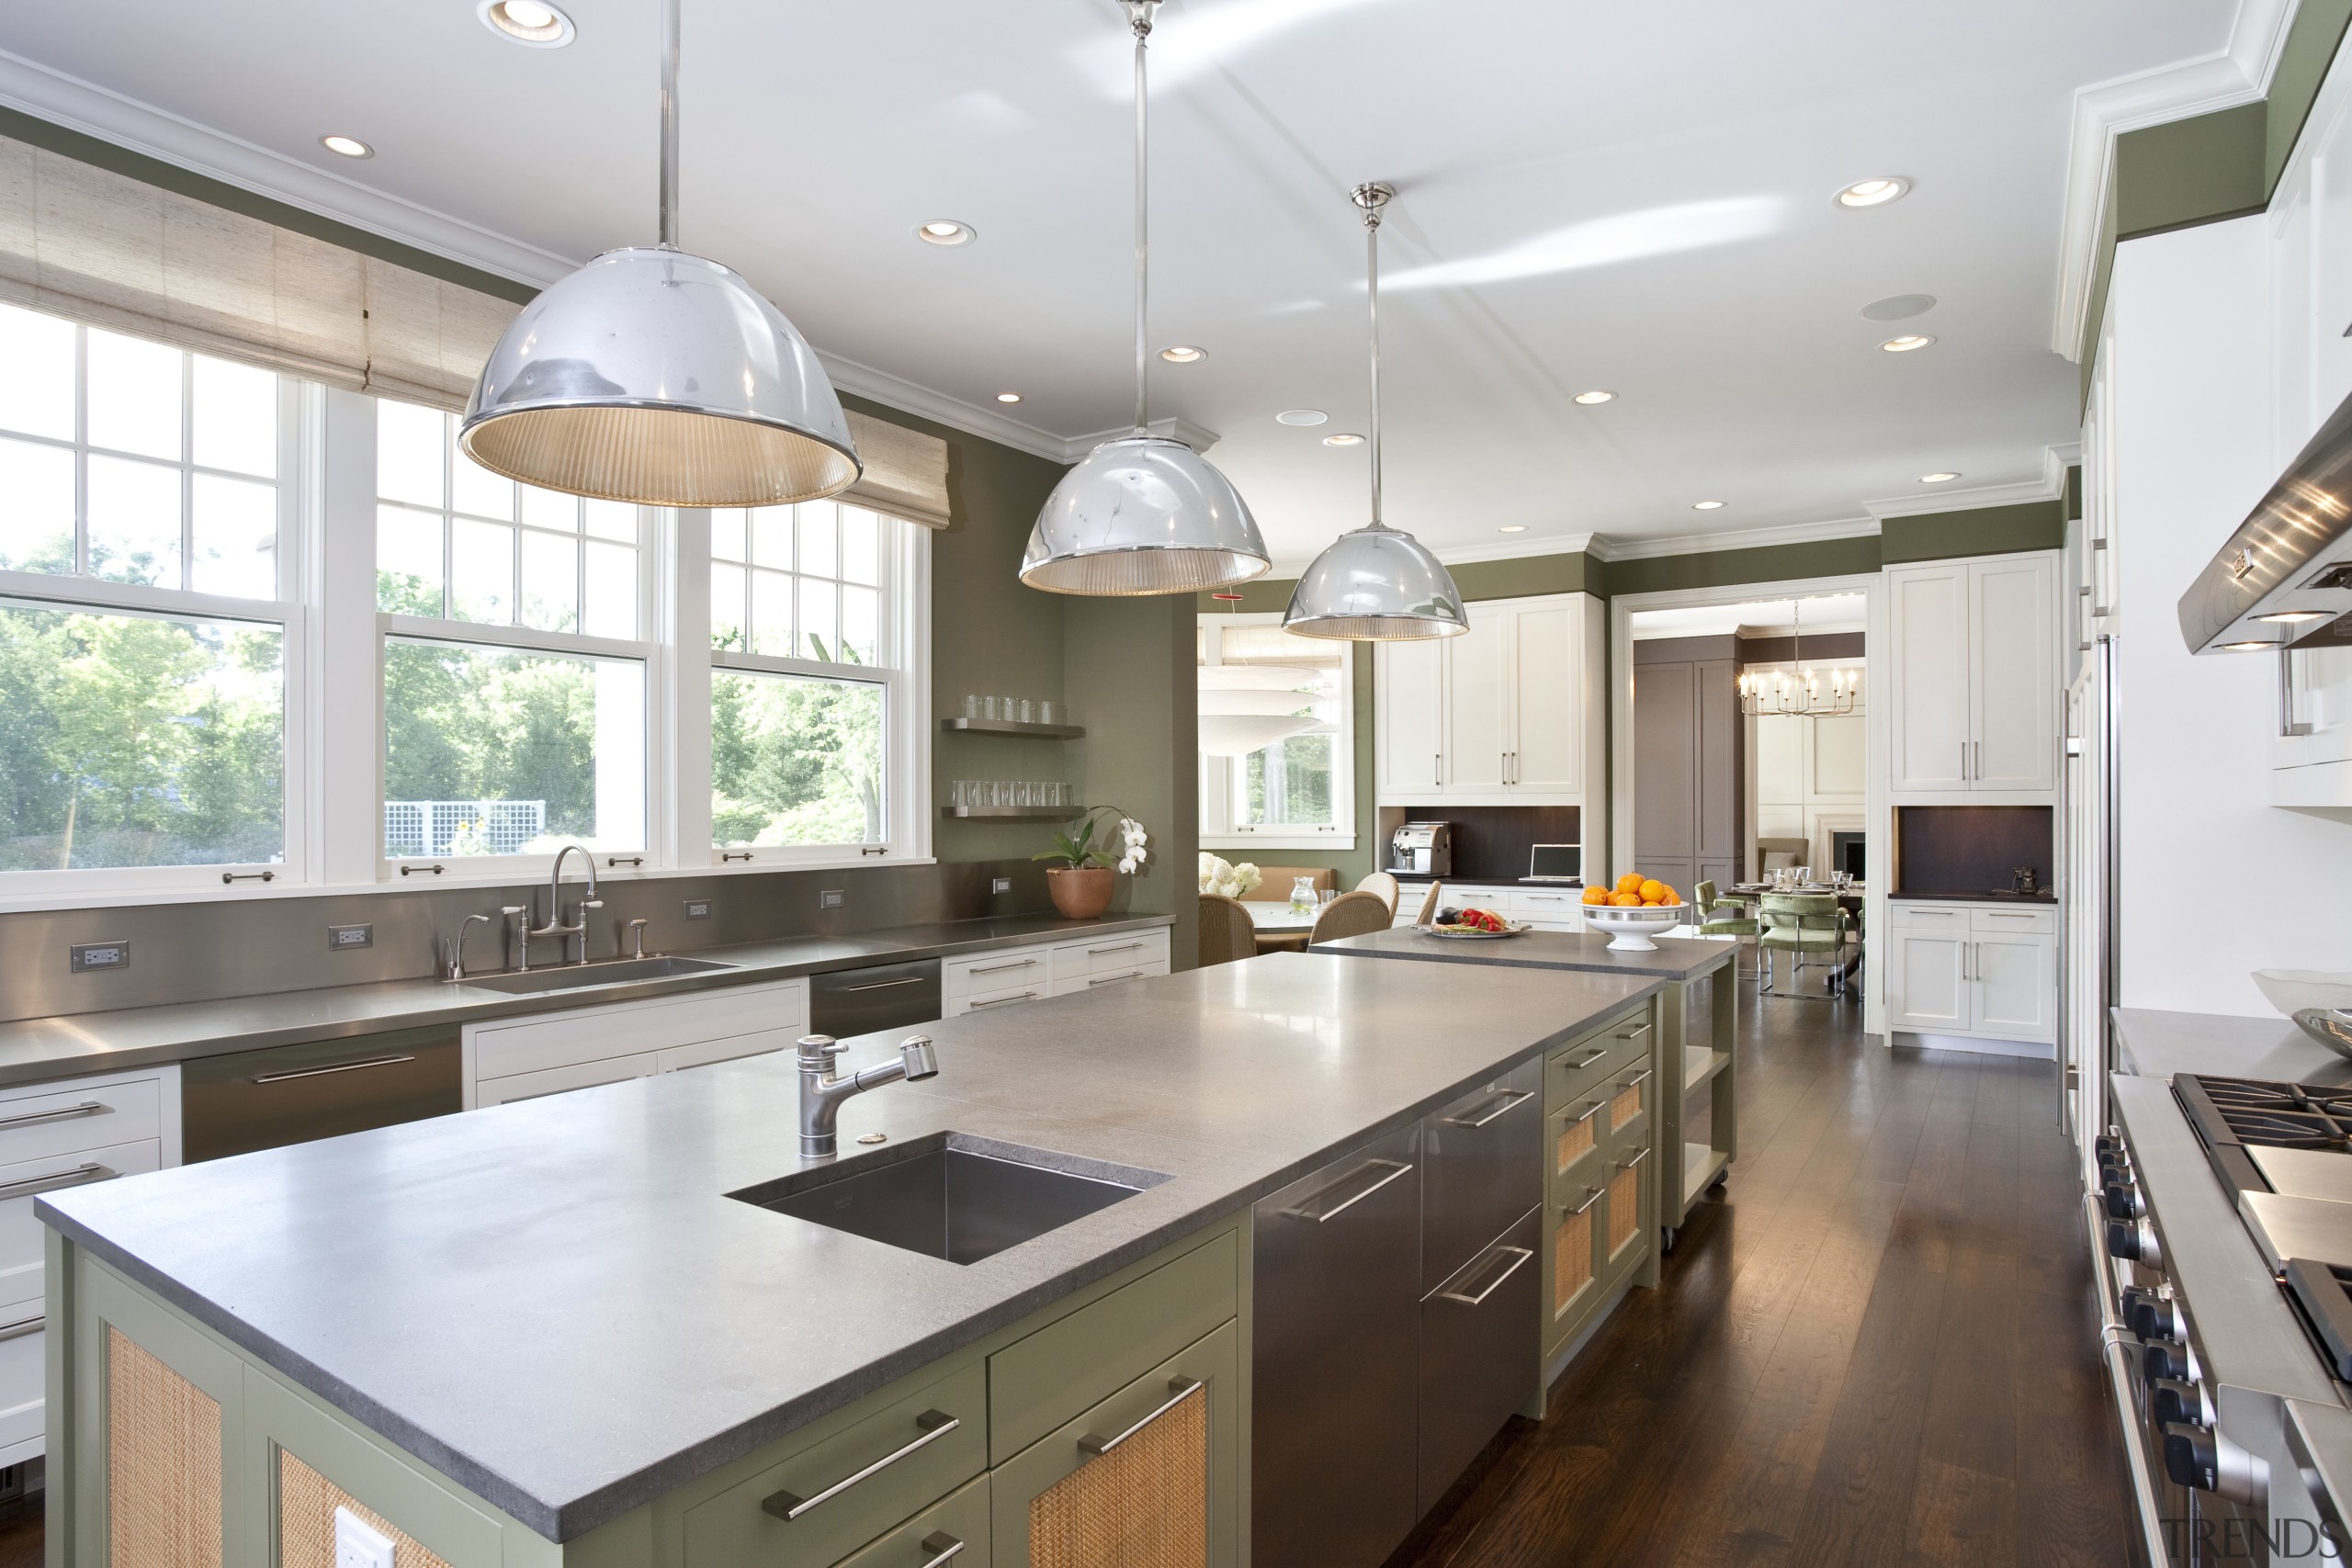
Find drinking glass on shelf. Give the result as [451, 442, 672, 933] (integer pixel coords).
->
[1018, 698, 1035, 724]
[981, 696, 1000, 721]
[1040, 700, 1057, 725]
[1018, 781, 1034, 807]
[1000, 697, 1017, 726]
[963, 694, 979, 720]
[984, 781, 1001, 807]
[950, 780, 966, 807]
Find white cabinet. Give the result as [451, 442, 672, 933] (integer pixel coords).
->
[464, 977, 807, 1108]
[1885, 902, 2056, 1046]
[0, 1063, 180, 1465]
[1373, 592, 1603, 808]
[1885, 554, 2057, 798]
[942, 930, 1171, 1017]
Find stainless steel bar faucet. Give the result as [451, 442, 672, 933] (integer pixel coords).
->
[797, 1033, 939, 1157]
[530, 843, 604, 965]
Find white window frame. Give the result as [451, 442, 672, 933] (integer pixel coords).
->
[0, 364, 308, 901]
[704, 511, 931, 870]
[1199, 611, 1356, 852]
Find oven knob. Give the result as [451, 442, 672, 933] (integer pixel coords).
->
[2097, 1134, 2122, 1158]
[2143, 1339, 2191, 1382]
[2151, 1378, 2204, 1428]
[2165, 1424, 2218, 1492]
[2103, 1182, 2144, 1220]
[2121, 1288, 2179, 1341]
[2107, 1219, 2162, 1268]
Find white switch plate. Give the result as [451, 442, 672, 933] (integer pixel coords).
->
[334, 1506, 397, 1568]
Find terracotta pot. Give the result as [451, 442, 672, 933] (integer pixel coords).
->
[1046, 865, 1117, 919]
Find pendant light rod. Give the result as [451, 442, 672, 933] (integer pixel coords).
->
[1353, 182, 1393, 527]
[658, 0, 681, 248]
[1126, 0, 1158, 435]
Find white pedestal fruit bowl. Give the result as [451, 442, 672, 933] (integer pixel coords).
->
[1583, 902, 1684, 952]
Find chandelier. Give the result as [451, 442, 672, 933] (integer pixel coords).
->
[1738, 602, 1857, 716]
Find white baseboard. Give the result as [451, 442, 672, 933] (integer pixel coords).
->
[1891, 1031, 2055, 1060]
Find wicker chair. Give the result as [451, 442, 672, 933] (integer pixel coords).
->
[1758, 892, 1851, 998]
[1354, 871, 1401, 915]
[1251, 866, 1337, 900]
[1414, 881, 1446, 927]
[1197, 895, 1257, 967]
[1308, 890, 1393, 945]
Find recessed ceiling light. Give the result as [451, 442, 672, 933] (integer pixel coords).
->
[2222, 639, 2278, 651]
[1160, 345, 1206, 364]
[1881, 334, 1936, 353]
[1920, 472, 1961, 484]
[916, 220, 976, 246]
[319, 135, 374, 159]
[1692, 500, 1725, 511]
[2259, 611, 2330, 623]
[478, 0, 575, 47]
[1572, 389, 1615, 405]
[1498, 525, 1528, 534]
[1861, 293, 1936, 321]
[995, 392, 1023, 403]
[1275, 409, 1328, 426]
[1323, 433, 1363, 446]
[1836, 176, 1911, 209]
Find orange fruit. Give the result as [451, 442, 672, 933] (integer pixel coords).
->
[1611, 892, 1642, 907]
[1615, 873, 1644, 895]
[1659, 886, 1679, 905]
[1639, 879, 1666, 903]
[1581, 886, 1611, 906]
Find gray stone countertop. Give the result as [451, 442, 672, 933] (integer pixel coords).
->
[2112, 1005, 2352, 1086]
[0, 911, 1174, 1089]
[40, 951, 1661, 1544]
[1316, 925, 1735, 983]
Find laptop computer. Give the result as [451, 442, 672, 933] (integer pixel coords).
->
[1527, 844, 1581, 883]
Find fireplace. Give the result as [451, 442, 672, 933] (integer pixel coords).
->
[1832, 831, 1867, 881]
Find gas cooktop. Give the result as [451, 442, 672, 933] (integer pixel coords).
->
[2175, 1074, 2352, 1193]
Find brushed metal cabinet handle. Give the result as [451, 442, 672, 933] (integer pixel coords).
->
[1569, 1185, 1605, 1215]
[834, 976, 927, 992]
[917, 1533, 966, 1568]
[761, 1409, 959, 1520]
[1080, 1377, 1203, 1458]
[1280, 1157, 1414, 1224]
[0, 1162, 114, 1201]
[1437, 1245, 1535, 1306]
[1442, 1089, 1533, 1129]
[1564, 1100, 1604, 1127]
[0, 1101, 107, 1131]
[249, 1055, 416, 1084]
[1617, 1147, 1651, 1173]
[967, 957, 1039, 976]
[1086, 942, 1145, 956]
[968, 991, 1038, 1009]
[1569, 1048, 1610, 1068]
[1613, 1067, 1654, 1091]
[1087, 971, 1144, 987]
[1614, 1021, 1653, 1042]
[0, 1314, 41, 1343]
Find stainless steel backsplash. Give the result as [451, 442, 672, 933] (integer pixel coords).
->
[0, 861, 1051, 1024]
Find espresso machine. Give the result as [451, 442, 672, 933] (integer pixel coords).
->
[1390, 821, 1453, 876]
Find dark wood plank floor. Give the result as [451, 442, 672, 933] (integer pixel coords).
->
[1396, 993, 2131, 1568]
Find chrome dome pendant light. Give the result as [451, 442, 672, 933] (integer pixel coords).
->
[458, 0, 859, 507]
[1283, 183, 1467, 640]
[1019, 1, 1270, 596]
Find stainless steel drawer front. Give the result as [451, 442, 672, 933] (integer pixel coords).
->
[1421, 1058, 1543, 1293]
[1419, 1206, 1543, 1514]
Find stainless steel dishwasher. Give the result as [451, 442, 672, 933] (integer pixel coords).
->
[181, 1024, 462, 1163]
[808, 957, 944, 1037]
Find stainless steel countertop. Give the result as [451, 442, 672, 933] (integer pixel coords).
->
[2111, 1006, 2352, 1086]
[1315, 924, 1736, 982]
[40, 952, 1662, 1543]
[0, 912, 1175, 1089]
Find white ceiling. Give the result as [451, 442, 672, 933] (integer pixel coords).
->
[0, 0, 2242, 568]
[1630, 593, 1867, 641]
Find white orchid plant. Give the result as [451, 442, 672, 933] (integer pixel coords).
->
[1197, 852, 1262, 899]
[1035, 807, 1151, 874]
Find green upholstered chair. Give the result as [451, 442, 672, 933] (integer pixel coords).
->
[1758, 892, 1852, 998]
[1694, 880, 1761, 976]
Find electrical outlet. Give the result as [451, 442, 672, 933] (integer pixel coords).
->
[991, 877, 1012, 895]
[334, 1506, 397, 1568]
[684, 899, 712, 921]
[327, 923, 373, 951]
[820, 889, 845, 909]
[69, 942, 130, 974]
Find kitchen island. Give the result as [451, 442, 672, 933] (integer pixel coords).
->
[39, 951, 1663, 1566]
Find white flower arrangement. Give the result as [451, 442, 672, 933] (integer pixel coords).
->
[1197, 852, 1262, 900]
[1115, 817, 1150, 875]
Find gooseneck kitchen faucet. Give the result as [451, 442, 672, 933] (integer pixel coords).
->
[527, 843, 604, 967]
[797, 1033, 939, 1157]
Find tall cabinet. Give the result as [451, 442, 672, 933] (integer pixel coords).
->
[1885, 552, 2058, 798]
[1373, 592, 1606, 809]
[1631, 640, 1742, 894]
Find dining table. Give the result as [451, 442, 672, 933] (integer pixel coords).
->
[1240, 900, 1320, 933]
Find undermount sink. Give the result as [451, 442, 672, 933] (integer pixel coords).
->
[731, 1134, 1168, 1266]
[458, 955, 738, 995]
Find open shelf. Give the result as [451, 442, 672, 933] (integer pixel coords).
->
[940, 717, 1086, 739]
[1682, 1141, 1731, 1204]
[1682, 1045, 1731, 1093]
[940, 806, 1072, 820]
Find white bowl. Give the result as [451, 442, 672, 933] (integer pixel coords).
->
[1583, 902, 1685, 952]
[2255, 969, 2352, 1018]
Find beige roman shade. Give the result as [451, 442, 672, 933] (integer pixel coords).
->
[0, 131, 953, 526]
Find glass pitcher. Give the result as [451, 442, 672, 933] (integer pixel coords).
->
[1290, 876, 1317, 915]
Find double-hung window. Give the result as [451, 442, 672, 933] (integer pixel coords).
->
[0, 303, 298, 891]
[374, 400, 653, 873]
[707, 500, 922, 863]
[1198, 614, 1354, 851]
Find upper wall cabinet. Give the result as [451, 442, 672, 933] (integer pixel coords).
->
[1374, 592, 1605, 807]
[1885, 553, 2058, 799]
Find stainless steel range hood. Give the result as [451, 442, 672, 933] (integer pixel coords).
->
[2178, 387, 2352, 652]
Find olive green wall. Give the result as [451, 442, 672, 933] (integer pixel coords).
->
[1065, 597, 1199, 967]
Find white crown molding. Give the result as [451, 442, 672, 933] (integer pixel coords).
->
[1432, 532, 1597, 566]
[816, 351, 1080, 464]
[0, 46, 578, 288]
[2049, 0, 2292, 360]
[1059, 415, 1222, 460]
[1865, 463, 2064, 521]
[1598, 515, 1879, 561]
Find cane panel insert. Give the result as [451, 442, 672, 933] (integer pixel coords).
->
[108, 1326, 222, 1568]
[280, 1448, 455, 1568]
[1554, 1206, 1594, 1317]
[1028, 1382, 1207, 1568]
